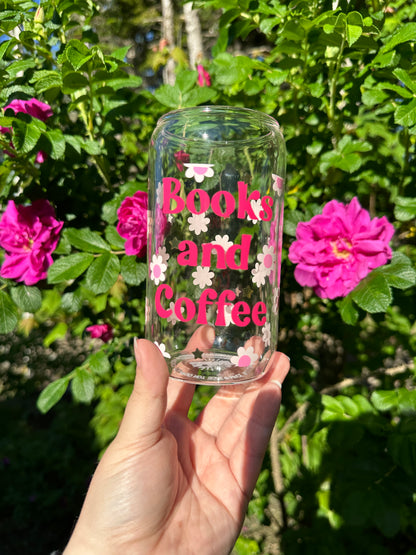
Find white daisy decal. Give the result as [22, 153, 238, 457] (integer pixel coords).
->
[150, 254, 167, 285]
[272, 287, 280, 315]
[156, 181, 163, 207]
[211, 234, 233, 251]
[251, 262, 267, 287]
[218, 303, 234, 327]
[167, 302, 183, 325]
[192, 265, 214, 288]
[230, 346, 259, 368]
[184, 163, 214, 183]
[247, 198, 262, 223]
[157, 245, 170, 266]
[257, 244, 276, 277]
[188, 212, 210, 235]
[272, 174, 284, 195]
[154, 341, 171, 359]
[262, 322, 271, 347]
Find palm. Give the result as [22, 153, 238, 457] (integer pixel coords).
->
[64, 339, 288, 555]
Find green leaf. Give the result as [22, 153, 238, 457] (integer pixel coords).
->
[88, 350, 111, 376]
[65, 228, 111, 253]
[45, 129, 66, 160]
[346, 23, 362, 46]
[351, 273, 392, 313]
[394, 196, 416, 221]
[0, 290, 19, 333]
[182, 87, 217, 107]
[381, 22, 416, 53]
[104, 225, 125, 249]
[175, 70, 198, 93]
[393, 68, 416, 95]
[71, 367, 95, 403]
[321, 395, 347, 421]
[375, 252, 416, 290]
[37, 376, 69, 414]
[153, 84, 181, 109]
[48, 253, 95, 283]
[44, 322, 68, 347]
[337, 295, 359, 325]
[10, 285, 42, 312]
[12, 119, 42, 154]
[61, 289, 83, 313]
[395, 98, 416, 127]
[85, 252, 120, 294]
[62, 72, 89, 93]
[120, 256, 147, 286]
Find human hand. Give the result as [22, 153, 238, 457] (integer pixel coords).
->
[64, 330, 290, 555]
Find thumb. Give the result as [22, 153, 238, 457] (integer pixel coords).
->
[115, 338, 169, 448]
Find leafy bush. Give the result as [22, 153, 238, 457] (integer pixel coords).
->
[0, 0, 415, 553]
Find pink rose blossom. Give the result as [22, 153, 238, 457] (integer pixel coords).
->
[116, 191, 148, 256]
[1, 98, 53, 163]
[86, 323, 113, 343]
[174, 150, 190, 171]
[288, 197, 395, 299]
[197, 64, 211, 87]
[0, 199, 63, 285]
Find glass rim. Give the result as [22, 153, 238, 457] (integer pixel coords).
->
[156, 105, 283, 146]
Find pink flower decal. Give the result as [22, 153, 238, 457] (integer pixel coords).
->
[150, 253, 167, 285]
[288, 197, 395, 299]
[230, 346, 259, 368]
[116, 191, 148, 256]
[1, 98, 53, 163]
[197, 64, 211, 87]
[86, 323, 113, 343]
[184, 163, 214, 183]
[0, 199, 63, 285]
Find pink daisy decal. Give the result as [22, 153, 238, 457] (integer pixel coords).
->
[150, 253, 167, 285]
[257, 244, 276, 278]
[184, 163, 214, 183]
[230, 346, 259, 368]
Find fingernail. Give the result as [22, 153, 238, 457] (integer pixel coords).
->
[275, 351, 290, 383]
[134, 337, 141, 366]
[271, 379, 283, 389]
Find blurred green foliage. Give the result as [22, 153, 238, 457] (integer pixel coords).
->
[0, 0, 415, 553]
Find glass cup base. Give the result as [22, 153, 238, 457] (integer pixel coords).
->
[169, 351, 270, 385]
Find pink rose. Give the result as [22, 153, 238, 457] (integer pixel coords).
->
[116, 191, 148, 256]
[288, 197, 395, 299]
[0, 199, 63, 285]
[174, 150, 190, 171]
[86, 324, 113, 343]
[1, 98, 53, 162]
[197, 64, 211, 87]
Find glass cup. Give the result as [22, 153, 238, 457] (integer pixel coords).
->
[146, 105, 286, 384]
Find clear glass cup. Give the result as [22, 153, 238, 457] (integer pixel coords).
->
[146, 105, 286, 384]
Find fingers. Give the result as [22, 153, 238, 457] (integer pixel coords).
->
[223, 352, 290, 494]
[115, 338, 169, 448]
[194, 348, 286, 437]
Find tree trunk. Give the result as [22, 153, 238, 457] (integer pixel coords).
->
[161, 0, 176, 85]
[183, 2, 204, 69]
